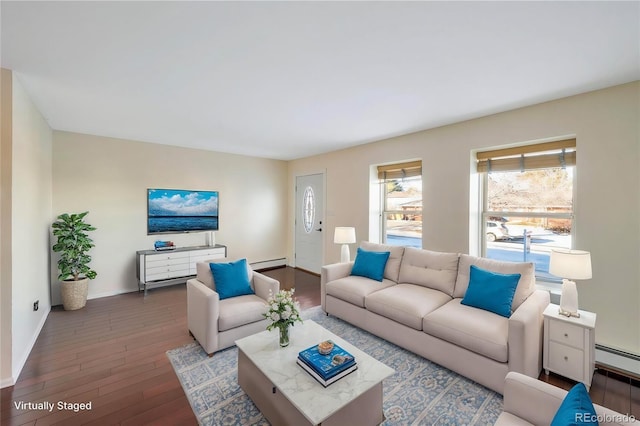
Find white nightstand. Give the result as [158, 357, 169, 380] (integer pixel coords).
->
[543, 303, 596, 389]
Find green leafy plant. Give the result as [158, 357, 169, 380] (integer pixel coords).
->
[52, 211, 98, 281]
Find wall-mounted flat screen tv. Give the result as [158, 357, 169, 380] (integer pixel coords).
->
[147, 188, 219, 234]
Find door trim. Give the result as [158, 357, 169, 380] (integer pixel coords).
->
[293, 171, 326, 271]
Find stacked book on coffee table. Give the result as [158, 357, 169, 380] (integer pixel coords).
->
[297, 340, 357, 387]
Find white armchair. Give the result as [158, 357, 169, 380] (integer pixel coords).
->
[187, 258, 280, 356]
[497, 372, 637, 425]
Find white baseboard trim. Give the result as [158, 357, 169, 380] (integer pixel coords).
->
[53, 259, 288, 306]
[1, 376, 15, 389]
[50, 280, 142, 305]
[50, 287, 140, 307]
[87, 287, 138, 301]
[3, 306, 52, 389]
[596, 345, 640, 379]
[250, 258, 288, 271]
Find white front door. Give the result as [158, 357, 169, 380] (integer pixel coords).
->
[295, 173, 324, 274]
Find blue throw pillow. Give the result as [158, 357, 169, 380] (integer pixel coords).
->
[460, 265, 520, 317]
[209, 259, 254, 300]
[551, 382, 599, 425]
[350, 248, 390, 282]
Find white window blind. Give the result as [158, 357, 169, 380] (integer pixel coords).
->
[476, 139, 576, 173]
[377, 160, 422, 180]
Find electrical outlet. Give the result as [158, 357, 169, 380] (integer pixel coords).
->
[33, 300, 39, 311]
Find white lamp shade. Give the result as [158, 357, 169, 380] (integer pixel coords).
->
[549, 249, 592, 280]
[334, 227, 356, 244]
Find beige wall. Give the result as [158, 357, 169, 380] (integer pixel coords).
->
[288, 81, 640, 354]
[0, 70, 54, 386]
[1, 69, 14, 386]
[2, 71, 638, 386]
[52, 132, 288, 302]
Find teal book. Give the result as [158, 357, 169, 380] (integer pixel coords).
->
[298, 342, 356, 380]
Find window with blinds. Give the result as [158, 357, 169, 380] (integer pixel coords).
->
[377, 161, 422, 248]
[476, 139, 576, 173]
[477, 140, 576, 282]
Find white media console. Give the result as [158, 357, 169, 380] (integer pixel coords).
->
[136, 244, 227, 295]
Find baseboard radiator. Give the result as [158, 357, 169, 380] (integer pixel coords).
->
[250, 258, 288, 271]
[595, 344, 640, 380]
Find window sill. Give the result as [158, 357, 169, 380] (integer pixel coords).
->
[535, 280, 562, 296]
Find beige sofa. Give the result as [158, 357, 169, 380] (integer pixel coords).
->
[321, 242, 550, 394]
[187, 258, 280, 356]
[498, 372, 637, 425]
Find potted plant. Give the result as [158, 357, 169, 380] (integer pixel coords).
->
[52, 211, 97, 310]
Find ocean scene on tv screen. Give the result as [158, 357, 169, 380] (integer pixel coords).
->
[148, 189, 218, 233]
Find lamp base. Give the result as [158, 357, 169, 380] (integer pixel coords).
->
[340, 244, 351, 263]
[559, 278, 580, 318]
[558, 308, 581, 318]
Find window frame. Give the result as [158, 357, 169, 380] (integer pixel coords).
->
[376, 160, 423, 247]
[476, 141, 577, 285]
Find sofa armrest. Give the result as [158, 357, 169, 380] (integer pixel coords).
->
[502, 372, 638, 425]
[508, 289, 550, 377]
[187, 278, 220, 355]
[320, 262, 354, 310]
[252, 271, 280, 301]
[502, 371, 566, 424]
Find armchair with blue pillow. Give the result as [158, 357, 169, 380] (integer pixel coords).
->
[497, 372, 637, 425]
[187, 257, 280, 356]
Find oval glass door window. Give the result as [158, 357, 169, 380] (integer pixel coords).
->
[303, 186, 315, 233]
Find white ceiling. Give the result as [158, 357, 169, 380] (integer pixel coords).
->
[2, 1, 639, 161]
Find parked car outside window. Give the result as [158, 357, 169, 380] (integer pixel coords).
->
[486, 221, 509, 242]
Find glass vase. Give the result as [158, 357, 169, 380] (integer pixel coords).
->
[279, 324, 290, 347]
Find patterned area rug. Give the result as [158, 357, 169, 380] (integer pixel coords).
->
[167, 306, 502, 425]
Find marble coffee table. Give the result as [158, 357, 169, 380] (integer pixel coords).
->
[236, 319, 395, 426]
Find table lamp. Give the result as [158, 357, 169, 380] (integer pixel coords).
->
[549, 249, 592, 318]
[334, 227, 356, 263]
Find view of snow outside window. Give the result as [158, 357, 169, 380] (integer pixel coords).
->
[484, 167, 573, 282]
[383, 177, 422, 247]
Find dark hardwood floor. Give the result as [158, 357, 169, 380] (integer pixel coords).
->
[1, 267, 637, 425]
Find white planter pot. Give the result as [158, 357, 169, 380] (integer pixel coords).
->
[61, 278, 89, 310]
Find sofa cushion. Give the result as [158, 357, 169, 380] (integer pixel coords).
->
[209, 259, 255, 300]
[365, 284, 452, 330]
[454, 254, 534, 312]
[325, 275, 396, 308]
[398, 248, 459, 296]
[351, 248, 391, 281]
[550, 382, 598, 426]
[461, 265, 520, 318]
[360, 241, 405, 282]
[218, 294, 269, 332]
[423, 298, 509, 363]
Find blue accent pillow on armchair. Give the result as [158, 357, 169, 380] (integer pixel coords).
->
[209, 259, 254, 300]
[460, 265, 520, 317]
[550, 382, 598, 425]
[350, 248, 390, 282]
